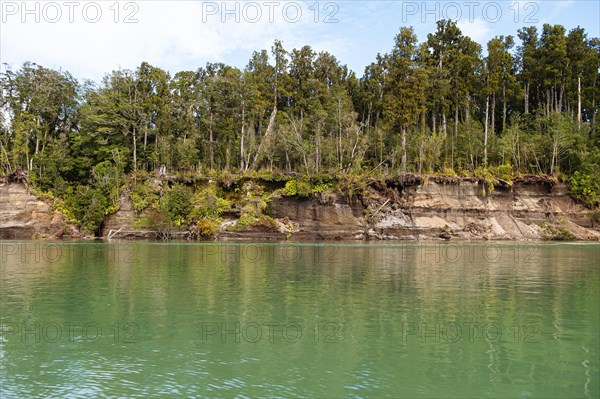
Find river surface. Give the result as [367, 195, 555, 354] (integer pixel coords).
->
[0, 241, 598, 398]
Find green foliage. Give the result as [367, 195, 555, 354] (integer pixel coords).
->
[160, 183, 193, 228]
[131, 181, 159, 213]
[235, 213, 278, 231]
[569, 171, 600, 209]
[233, 181, 277, 231]
[144, 209, 175, 239]
[2, 23, 600, 237]
[280, 179, 312, 197]
[312, 182, 332, 195]
[540, 222, 577, 241]
[473, 167, 496, 196]
[190, 185, 231, 220]
[196, 218, 221, 237]
[187, 184, 231, 238]
[49, 198, 79, 226]
[495, 164, 514, 181]
[63, 185, 108, 235]
[92, 160, 124, 210]
[133, 217, 152, 229]
[436, 167, 459, 177]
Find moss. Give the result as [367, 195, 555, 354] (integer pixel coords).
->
[133, 217, 152, 229]
[540, 222, 577, 241]
[234, 214, 278, 231]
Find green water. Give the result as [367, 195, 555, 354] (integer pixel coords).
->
[0, 241, 598, 398]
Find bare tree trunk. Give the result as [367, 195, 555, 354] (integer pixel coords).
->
[551, 140, 557, 175]
[453, 102, 459, 168]
[132, 127, 137, 173]
[524, 82, 530, 114]
[484, 96, 489, 167]
[315, 130, 321, 174]
[442, 110, 447, 138]
[491, 92, 496, 134]
[251, 106, 277, 169]
[209, 112, 214, 169]
[502, 84, 507, 132]
[240, 105, 246, 171]
[401, 125, 407, 173]
[592, 73, 598, 137]
[337, 99, 343, 169]
[578, 76, 582, 130]
[143, 124, 148, 152]
[559, 79, 565, 112]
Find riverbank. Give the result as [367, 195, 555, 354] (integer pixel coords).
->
[2, 174, 599, 241]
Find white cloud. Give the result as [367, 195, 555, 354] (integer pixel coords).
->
[1, 0, 596, 81]
[0, 1, 346, 81]
[457, 18, 493, 43]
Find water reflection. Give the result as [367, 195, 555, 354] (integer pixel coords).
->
[1, 242, 598, 398]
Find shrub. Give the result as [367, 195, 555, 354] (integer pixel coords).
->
[280, 179, 312, 197]
[232, 181, 277, 231]
[496, 163, 514, 181]
[63, 185, 108, 235]
[190, 185, 231, 220]
[540, 222, 577, 241]
[473, 167, 495, 197]
[197, 218, 221, 237]
[312, 182, 332, 195]
[569, 171, 600, 209]
[131, 181, 159, 214]
[160, 183, 193, 227]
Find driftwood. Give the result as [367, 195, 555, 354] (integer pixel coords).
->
[107, 228, 123, 239]
[370, 199, 390, 220]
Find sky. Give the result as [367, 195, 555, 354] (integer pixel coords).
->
[1, 0, 599, 82]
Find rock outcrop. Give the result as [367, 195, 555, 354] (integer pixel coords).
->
[2, 178, 599, 241]
[364, 179, 599, 241]
[250, 180, 598, 241]
[0, 183, 80, 239]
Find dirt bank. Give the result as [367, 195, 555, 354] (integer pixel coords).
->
[2, 178, 598, 241]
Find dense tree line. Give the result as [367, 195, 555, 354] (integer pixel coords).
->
[1, 21, 599, 232]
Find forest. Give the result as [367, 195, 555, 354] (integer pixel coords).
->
[1, 20, 599, 235]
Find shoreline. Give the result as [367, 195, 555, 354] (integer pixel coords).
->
[2, 176, 599, 242]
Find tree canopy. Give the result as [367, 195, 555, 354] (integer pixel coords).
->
[1, 21, 599, 233]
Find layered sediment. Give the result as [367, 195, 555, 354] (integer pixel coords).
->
[2, 178, 599, 241]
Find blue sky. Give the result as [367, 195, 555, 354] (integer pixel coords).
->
[1, 1, 599, 82]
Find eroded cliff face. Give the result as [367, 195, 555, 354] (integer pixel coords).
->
[0, 183, 80, 239]
[256, 180, 598, 241]
[362, 180, 599, 241]
[2, 179, 599, 241]
[102, 192, 156, 239]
